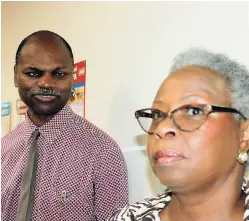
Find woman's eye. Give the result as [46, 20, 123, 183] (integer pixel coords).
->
[187, 107, 203, 116]
[152, 111, 164, 120]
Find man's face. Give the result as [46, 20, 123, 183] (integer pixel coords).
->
[14, 39, 74, 116]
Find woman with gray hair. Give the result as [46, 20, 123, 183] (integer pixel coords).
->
[108, 48, 249, 221]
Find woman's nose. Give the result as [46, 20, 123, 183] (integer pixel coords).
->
[153, 118, 177, 139]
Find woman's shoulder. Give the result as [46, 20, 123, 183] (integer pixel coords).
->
[108, 191, 172, 221]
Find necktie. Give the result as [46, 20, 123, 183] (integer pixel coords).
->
[16, 129, 40, 221]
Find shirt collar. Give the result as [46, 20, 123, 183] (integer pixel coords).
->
[24, 104, 75, 144]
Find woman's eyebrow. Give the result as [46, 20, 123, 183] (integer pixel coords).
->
[180, 94, 205, 101]
[153, 100, 162, 104]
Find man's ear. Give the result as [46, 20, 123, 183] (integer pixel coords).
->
[14, 65, 18, 87]
[239, 119, 249, 152]
[69, 88, 76, 103]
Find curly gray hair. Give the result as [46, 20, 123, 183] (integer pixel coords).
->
[169, 47, 249, 180]
[169, 48, 249, 119]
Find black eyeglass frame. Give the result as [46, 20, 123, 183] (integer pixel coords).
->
[135, 104, 247, 134]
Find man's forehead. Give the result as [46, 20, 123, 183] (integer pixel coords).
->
[22, 38, 65, 52]
[21, 32, 67, 53]
[19, 41, 70, 63]
[28, 32, 62, 43]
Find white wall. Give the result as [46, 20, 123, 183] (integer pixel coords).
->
[2, 1, 249, 202]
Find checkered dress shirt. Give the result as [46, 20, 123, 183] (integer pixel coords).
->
[2, 105, 129, 221]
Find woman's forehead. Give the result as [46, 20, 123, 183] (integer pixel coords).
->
[154, 66, 231, 106]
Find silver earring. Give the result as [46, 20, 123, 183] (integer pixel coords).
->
[71, 88, 76, 99]
[237, 152, 248, 164]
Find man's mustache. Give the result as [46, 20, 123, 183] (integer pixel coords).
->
[31, 88, 61, 96]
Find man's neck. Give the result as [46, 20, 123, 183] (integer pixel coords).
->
[28, 111, 55, 127]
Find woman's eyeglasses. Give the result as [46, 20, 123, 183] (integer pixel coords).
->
[135, 104, 246, 134]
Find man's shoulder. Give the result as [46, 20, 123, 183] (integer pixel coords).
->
[70, 114, 119, 148]
[1, 122, 26, 154]
[108, 191, 171, 221]
[2, 121, 26, 143]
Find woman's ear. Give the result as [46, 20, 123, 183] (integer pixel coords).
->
[240, 119, 249, 152]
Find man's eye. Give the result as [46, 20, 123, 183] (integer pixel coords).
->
[56, 72, 67, 77]
[186, 107, 203, 116]
[25, 72, 39, 77]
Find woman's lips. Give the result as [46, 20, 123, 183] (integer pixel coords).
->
[154, 150, 185, 166]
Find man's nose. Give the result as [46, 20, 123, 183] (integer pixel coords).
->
[37, 73, 55, 88]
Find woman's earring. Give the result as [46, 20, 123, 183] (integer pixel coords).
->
[237, 152, 248, 164]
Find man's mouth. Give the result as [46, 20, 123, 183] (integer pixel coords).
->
[33, 94, 58, 102]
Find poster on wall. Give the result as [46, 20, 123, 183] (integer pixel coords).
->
[68, 60, 86, 118]
[1, 102, 11, 137]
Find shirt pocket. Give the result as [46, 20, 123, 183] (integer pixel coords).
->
[51, 166, 95, 220]
[52, 169, 83, 204]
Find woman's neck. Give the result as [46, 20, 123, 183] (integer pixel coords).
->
[160, 167, 245, 221]
[164, 192, 244, 221]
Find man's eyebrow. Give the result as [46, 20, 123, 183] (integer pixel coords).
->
[28, 67, 43, 72]
[27, 66, 68, 72]
[52, 66, 68, 71]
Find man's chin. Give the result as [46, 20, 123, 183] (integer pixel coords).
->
[30, 106, 65, 116]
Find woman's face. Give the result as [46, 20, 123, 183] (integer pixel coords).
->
[147, 66, 242, 192]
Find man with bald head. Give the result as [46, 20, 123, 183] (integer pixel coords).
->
[1, 30, 128, 221]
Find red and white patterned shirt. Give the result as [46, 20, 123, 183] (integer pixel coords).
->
[1, 104, 129, 221]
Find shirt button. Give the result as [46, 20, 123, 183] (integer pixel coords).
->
[61, 190, 67, 202]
